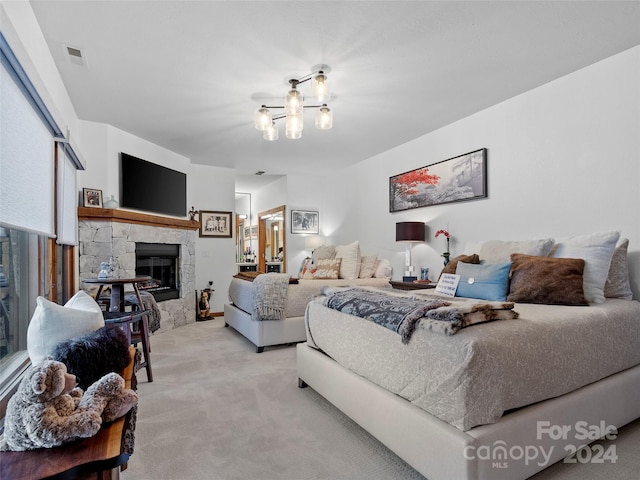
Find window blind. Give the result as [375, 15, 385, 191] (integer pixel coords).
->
[0, 62, 55, 237]
[57, 144, 78, 245]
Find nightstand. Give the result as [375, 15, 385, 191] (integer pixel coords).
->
[389, 280, 437, 291]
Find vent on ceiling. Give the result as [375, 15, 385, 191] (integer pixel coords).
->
[255, 171, 265, 175]
[64, 45, 87, 67]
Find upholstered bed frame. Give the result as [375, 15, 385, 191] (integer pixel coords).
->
[297, 343, 640, 480]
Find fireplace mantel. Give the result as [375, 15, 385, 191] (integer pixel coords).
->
[78, 207, 199, 231]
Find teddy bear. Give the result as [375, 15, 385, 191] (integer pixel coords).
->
[0, 358, 138, 451]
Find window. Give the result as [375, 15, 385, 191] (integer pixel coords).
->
[0, 32, 83, 419]
[0, 230, 47, 408]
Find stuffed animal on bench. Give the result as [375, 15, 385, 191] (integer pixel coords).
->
[0, 359, 137, 451]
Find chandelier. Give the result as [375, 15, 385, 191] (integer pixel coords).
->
[254, 65, 333, 141]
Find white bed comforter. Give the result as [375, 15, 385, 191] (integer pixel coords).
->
[304, 297, 640, 431]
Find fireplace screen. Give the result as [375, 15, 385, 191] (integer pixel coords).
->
[135, 243, 179, 302]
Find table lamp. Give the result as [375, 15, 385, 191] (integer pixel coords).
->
[396, 221, 426, 282]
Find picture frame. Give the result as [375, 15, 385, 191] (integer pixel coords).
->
[199, 211, 232, 238]
[243, 224, 258, 239]
[389, 148, 487, 212]
[82, 188, 103, 208]
[291, 210, 319, 234]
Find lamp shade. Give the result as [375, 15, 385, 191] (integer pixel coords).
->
[263, 122, 278, 141]
[254, 107, 271, 131]
[315, 105, 333, 130]
[396, 222, 426, 242]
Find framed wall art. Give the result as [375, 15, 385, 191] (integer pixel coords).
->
[199, 210, 233, 238]
[82, 188, 103, 208]
[291, 210, 319, 234]
[389, 148, 487, 212]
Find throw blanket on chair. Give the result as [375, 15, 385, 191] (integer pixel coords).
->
[323, 288, 450, 343]
[252, 273, 291, 321]
[125, 291, 162, 333]
[321, 287, 519, 340]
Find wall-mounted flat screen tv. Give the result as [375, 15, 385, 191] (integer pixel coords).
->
[120, 153, 187, 217]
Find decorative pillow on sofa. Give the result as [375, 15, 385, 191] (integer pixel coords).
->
[313, 258, 342, 279]
[604, 238, 633, 300]
[479, 239, 555, 264]
[27, 290, 105, 365]
[358, 255, 378, 278]
[455, 262, 512, 302]
[312, 245, 336, 264]
[374, 258, 393, 280]
[299, 257, 313, 277]
[441, 254, 480, 276]
[335, 241, 361, 279]
[507, 254, 588, 306]
[550, 230, 620, 304]
[51, 326, 131, 390]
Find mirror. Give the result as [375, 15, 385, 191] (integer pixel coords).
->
[258, 205, 286, 273]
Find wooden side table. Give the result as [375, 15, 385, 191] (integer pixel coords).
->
[83, 276, 153, 382]
[0, 347, 137, 480]
[389, 280, 437, 291]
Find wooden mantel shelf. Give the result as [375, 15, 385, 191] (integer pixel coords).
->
[78, 207, 199, 231]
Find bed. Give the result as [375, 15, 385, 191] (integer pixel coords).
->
[297, 233, 640, 479]
[224, 273, 391, 352]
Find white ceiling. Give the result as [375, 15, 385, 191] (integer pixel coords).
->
[30, 1, 640, 189]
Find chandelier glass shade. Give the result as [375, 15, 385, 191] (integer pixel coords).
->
[255, 65, 333, 141]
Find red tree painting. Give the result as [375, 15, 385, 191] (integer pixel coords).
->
[390, 168, 440, 209]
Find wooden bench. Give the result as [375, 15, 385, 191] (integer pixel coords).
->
[0, 347, 138, 480]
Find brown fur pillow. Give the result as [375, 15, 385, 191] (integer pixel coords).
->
[441, 253, 480, 275]
[507, 254, 588, 305]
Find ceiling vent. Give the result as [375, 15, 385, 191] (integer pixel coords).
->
[64, 45, 87, 67]
[255, 171, 265, 175]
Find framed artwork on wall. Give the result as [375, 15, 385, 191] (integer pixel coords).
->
[199, 210, 233, 238]
[389, 148, 487, 212]
[82, 188, 103, 208]
[291, 210, 319, 234]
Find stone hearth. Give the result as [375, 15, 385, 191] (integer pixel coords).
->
[78, 208, 198, 332]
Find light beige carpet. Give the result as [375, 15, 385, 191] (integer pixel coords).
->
[122, 319, 640, 480]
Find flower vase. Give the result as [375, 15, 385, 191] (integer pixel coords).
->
[442, 252, 450, 266]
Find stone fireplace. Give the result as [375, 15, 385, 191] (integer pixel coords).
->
[78, 208, 199, 332]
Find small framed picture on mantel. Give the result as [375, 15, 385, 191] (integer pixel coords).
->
[82, 188, 103, 208]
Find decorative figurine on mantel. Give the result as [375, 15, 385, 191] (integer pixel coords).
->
[188, 206, 199, 222]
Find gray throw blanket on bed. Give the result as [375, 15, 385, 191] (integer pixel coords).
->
[323, 288, 450, 343]
[252, 273, 290, 321]
[322, 287, 519, 341]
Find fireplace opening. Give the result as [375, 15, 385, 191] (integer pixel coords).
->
[135, 243, 180, 302]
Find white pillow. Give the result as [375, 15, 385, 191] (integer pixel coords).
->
[374, 258, 393, 280]
[335, 241, 361, 279]
[604, 238, 633, 300]
[27, 290, 105, 364]
[551, 231, 620, 304]
[479, 238, 555, 264]
[358, 255, 378, 278]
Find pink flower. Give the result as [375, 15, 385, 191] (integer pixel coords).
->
[435, 229, 450, 238]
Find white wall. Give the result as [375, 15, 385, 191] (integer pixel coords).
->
[322, 46, 640, 298]
[190, 164, 236, 312]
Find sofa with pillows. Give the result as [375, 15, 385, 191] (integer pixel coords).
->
[225, 241, 393, 352]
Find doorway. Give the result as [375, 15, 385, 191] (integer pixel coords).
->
[257, 205, 286, 273]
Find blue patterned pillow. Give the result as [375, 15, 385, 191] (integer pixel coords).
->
[455, 262, 512, 301]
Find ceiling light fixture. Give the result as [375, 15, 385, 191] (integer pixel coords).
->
[254, 65, 333, 141]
